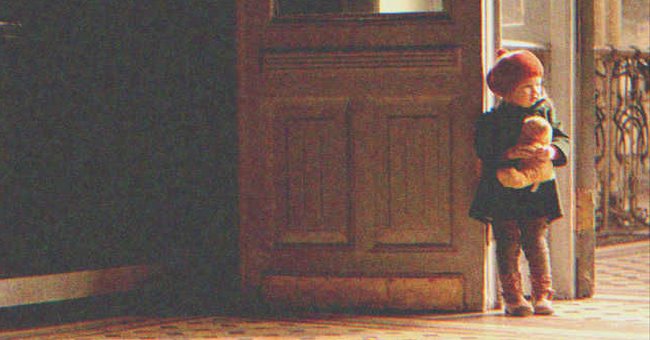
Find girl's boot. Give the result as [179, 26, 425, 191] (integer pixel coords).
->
[500, 273, 534, 316]
[531, 275, 554, 315]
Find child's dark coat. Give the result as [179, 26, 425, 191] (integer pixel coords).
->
[469, 100, 570, 223]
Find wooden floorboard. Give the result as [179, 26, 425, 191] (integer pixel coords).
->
[0, 241, 647, 339]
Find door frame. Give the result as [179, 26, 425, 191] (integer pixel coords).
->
[548, 0, 577, 299]
[498, 0, 581, 300]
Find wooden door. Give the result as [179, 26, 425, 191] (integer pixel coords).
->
[238, 1, 488, 311]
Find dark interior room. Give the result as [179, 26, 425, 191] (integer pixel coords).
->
[1, 0, 240, 322]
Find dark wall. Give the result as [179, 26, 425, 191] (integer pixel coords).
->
[1, 1, 238, 306]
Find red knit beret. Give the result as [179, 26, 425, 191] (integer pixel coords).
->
[487, 49, 544, 97]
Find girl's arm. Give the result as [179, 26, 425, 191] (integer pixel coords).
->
[474, 112, 519, 170]
[474, 113, 495, 162]
[542, 100, 570, 166]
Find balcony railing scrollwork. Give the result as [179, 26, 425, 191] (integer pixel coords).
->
[595, 46, 650, 235]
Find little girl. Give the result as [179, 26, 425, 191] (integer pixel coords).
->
[470, 49, 570, 316]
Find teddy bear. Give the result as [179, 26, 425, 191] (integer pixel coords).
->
[497, 115, 555, 192]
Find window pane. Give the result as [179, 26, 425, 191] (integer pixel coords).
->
[275, 0, 445, 16]
[380, 0, 444, 13]
[500, 0, 550, 46]
[501, 0, 525, 26]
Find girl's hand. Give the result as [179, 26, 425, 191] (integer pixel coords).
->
[534, 146, 556, 161]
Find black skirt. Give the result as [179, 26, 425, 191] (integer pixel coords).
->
[469, 175, 563, 223]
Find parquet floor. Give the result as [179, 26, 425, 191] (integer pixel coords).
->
[1, 241, 648, 339]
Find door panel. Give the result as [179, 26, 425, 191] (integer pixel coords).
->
[238, 0, 487, 311]
[269, 98, 352, 246]
[361, 98, 453, 248]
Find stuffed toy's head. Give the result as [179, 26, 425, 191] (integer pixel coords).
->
[497, 115, 555, 191]
[519, 116, 552, 146]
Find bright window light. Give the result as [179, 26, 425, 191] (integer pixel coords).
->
[379, 0, 444, 13]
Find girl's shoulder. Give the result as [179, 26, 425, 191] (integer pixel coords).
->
[480, 105, 503, 119]
[476, 108, 496, 127]
[475, 107, 505, 133]
[478, 104, 507, 123]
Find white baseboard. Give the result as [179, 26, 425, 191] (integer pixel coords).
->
[0, 265, 159, 308]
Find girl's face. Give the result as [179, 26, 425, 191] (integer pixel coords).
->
[503, 76, 544, 108]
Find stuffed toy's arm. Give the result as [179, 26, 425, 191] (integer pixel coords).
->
[541, 99, 570, 166]
[503, 144, 538, 160]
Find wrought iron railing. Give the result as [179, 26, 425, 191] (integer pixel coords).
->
[595, 47, 650, 234]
